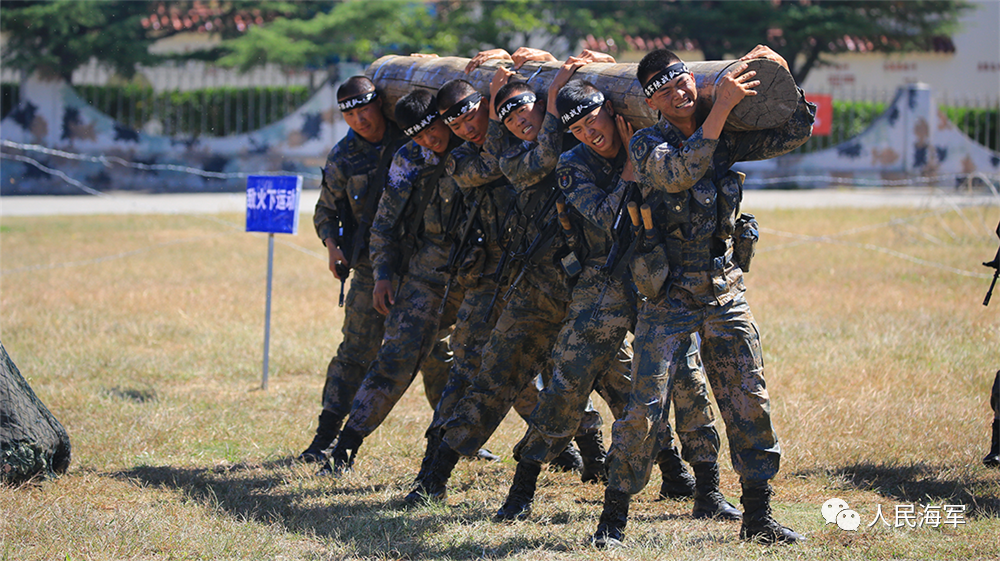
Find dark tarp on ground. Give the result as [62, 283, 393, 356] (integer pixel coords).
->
[1, 341, 71, 484]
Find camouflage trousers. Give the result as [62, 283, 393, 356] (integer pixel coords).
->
[429, 277, 539, 438]
[607, 285, 780, 495]
[514, 269, 719, 467]
[513, 271, 635, 463]
[441, 282, 601, 457]
[342, 275, 464, 438]
[320, 263, 452, 418]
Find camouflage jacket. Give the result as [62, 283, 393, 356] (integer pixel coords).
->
[448, 125, 517, 268]
[556, 143, 634, 270]
[314, 122, 405, 264]
[487, 112, 576, 302]
[369, 140, 462, 285]
[629, 89, 815, 303]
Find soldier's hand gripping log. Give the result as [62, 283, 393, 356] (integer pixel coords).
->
[984, 218, 1000, 306]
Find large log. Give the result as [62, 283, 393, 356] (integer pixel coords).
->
[365, 55, 800, 132]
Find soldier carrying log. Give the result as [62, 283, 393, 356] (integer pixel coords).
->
[301, 77, 453, 466]
[493, 76, 740, 524]
[590, 45, 817, 548]
[319, 89, 467, 476]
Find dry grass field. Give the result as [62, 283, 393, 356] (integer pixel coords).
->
[2, 194, 999, 560]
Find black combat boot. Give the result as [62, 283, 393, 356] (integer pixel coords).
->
[414, 428, 443, 485]
[739, 482, 804, 544]
[984, 419, 999, 468]
[575, 431, 608, 484]
[298, 410, 343, 463]
[657, 446, 696, 499]
[317, 426, 362, 477]
[690, 462, 742, 521]
[494, 460, 542, 521]
[549, 442, 583, 473]
[591, 488, 630, 548]
[403, 442, 460, 506]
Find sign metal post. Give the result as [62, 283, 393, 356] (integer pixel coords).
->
[246, 175, 302, 390]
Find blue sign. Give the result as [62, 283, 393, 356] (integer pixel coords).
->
[246, 175, 302, 234]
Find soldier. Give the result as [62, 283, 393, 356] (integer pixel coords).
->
[300, 77, 452, 464]
[494, 78, 740, 523]
[319, 89, 466, 475]
[402, 53, 603, 506]
[590, 46, 816, 547]
[417, 76, 587, 480]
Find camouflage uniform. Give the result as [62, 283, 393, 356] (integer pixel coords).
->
[314, 124, 451, 420]
[428, 125, 541, 437]
[441, 112, 601, 457]
[339, 139, 465, 439]
[514, 142, 720, 470]
[605, 91, 816, 495]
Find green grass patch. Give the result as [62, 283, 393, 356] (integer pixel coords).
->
[2, 206, 999, 559]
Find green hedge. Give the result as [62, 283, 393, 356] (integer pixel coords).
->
[941, 105, 999, 152]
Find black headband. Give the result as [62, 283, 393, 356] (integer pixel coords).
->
[442, 92, 482, 125]
[642, 62, 691, 98]
[403, 110, 440, 138]
[497, 92, 536, 123]
[338, 90, 378, 112]
[560, 92, 606, 127]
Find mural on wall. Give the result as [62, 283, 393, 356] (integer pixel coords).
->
[1, 72, 349, 195]
[736, 84, 1000, 187]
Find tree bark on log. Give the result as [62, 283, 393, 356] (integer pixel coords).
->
[365, 55, 800, 131]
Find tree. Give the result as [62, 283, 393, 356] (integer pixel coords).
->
[3, 1, 969, 86]
[1, 1, 159, 82]
[217, 0, 559, 70]
[545, 0, 972, 84]
[216, 0, 970, 84]
[0, 1, 308, 83]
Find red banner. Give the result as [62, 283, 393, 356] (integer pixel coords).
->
[806, 93, 833, 136]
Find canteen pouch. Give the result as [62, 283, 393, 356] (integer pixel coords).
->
[630, 244, 670, 300]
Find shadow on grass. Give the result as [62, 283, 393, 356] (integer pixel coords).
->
[113, 459, 566, 559]
[796, 461, 1000, 518]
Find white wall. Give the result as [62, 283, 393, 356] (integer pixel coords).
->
[800, 0, 999, 100]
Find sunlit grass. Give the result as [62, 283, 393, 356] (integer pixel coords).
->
[1, 203, 999, 560]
